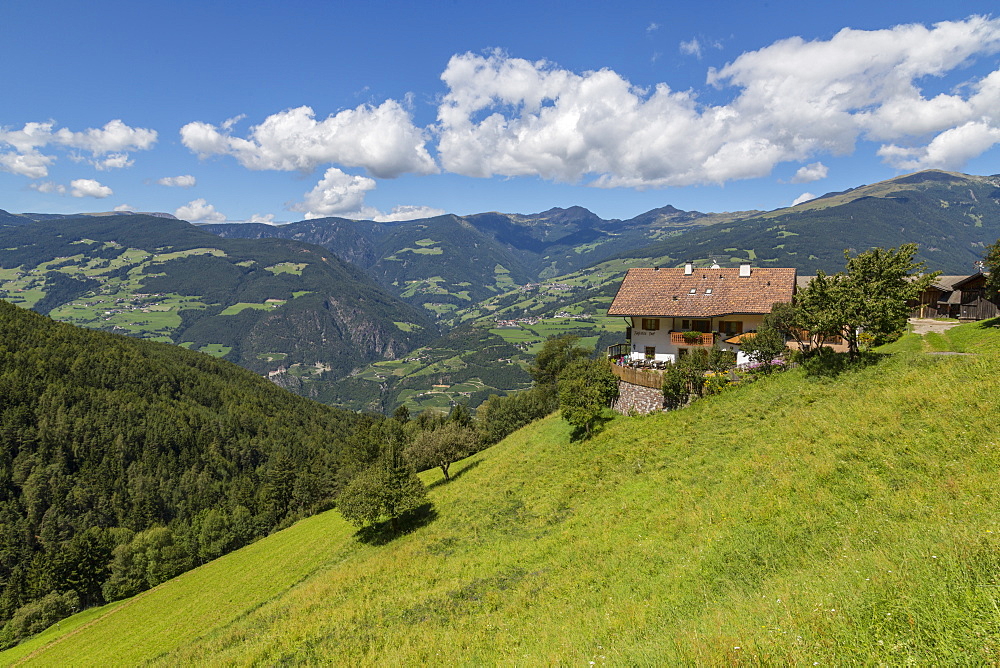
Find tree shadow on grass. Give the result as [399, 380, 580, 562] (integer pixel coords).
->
[355, 503, 437, 546]
[567, 413, 616, 442]
[975, 316, 1000, 329]
[427, 459, 481, 491]
[801, 349, 891, 378]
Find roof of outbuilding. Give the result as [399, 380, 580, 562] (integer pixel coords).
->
[607, 266, 797, 318]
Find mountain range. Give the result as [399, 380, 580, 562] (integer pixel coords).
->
[2, 169, 998, 412]
[0, 215, 434, 400]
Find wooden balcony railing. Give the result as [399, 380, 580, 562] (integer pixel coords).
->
[670, 332, 714, 346]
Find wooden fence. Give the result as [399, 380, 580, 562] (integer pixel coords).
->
[610, 364, 664, 390]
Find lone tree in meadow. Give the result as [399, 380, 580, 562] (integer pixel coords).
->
[337, 420, 428, 531]
[557, 357, 619, 437]
[404, 421, 477, 481]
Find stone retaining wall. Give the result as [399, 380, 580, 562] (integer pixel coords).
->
[612, 379, 665, 414]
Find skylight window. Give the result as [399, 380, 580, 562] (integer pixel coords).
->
[706, 288, 713, 294]
[689, 288, 696, 294]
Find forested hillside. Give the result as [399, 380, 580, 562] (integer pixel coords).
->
[0, 215, 435, 399]
[0, 301, 387, 646]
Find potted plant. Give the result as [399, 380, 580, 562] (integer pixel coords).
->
[682, 331, 703, 344]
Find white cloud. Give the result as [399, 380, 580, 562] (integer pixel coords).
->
[790, 162, 828, 183]
[647, 23, 659, 33]
[175, 198, 226, 222]
[114, 204, 134, 212]
[156, 174, 197, 188]
[436, 18, 1000, 188]
[95, 153, 133, 170]
[70, 179, 113, 198]
[0, 150, 54, 178]
[180, 102, 437, 178]
[248, 213, 276, 224]
[877, 121, 1000, 170]
[53, 119, 157, 154]
[0, 119, 156, 178]
[792, 192, 817, 206]
[28, 181, 66, 194]
[290, 167, 378, 219]
[680, 38, 702, 58]
[373, 205, 447, 222]
[221, 114, 246, 130]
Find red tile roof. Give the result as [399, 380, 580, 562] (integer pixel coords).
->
[607, 267, 797, 318]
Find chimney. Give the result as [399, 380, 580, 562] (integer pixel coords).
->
[739, 263, 751, 277]
[684, 261, 694, 275]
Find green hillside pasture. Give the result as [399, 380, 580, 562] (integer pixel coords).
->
[396, 387, 458, 412]
[392, 246, 444, 256]
[400, 276, 447, 299]
[490, 317, 621, 354]
[493, 263, 515, 289]
[16, 324, 1000, 664]
[197, 344, 232, 357]
[2, 512, 350, 666]
[393, 321, 421, 332]
[48, 294, 208, 339]
[357, 358, 427, 382]
[409, 354, 467, 378]
[264, 262, 307, 275]
[0, 245, 224, 334]
[423, 302, 459, 317]
[940, 317, 1000, 353]
[219, 300, 286, 316]
[149, 248, 226, 264]
[448, 254, 670, 329]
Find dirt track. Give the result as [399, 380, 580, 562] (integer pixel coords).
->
[908, 318, 962, 335]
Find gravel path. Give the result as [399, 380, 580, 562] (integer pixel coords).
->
[908, 318, 962, 335]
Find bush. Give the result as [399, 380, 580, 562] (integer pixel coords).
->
[0, 590, 80, 649]
[476, 386, 556, 445]
[337, 463, 428, 531]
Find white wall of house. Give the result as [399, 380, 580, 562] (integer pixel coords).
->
[624, 315, 766, 364]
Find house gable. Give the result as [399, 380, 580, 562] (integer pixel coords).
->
[607, 266, 797, 318]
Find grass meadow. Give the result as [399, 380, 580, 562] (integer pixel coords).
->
[5, 320, 1000, 664]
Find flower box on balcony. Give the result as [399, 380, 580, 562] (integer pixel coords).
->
[671, 331, 714, 346]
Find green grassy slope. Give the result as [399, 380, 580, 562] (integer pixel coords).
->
[7, 321, 1000, 664]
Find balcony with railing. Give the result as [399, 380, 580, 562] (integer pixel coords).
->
[670, 331, 714, 346]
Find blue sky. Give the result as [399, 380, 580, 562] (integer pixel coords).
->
[2, 0, 999, 223]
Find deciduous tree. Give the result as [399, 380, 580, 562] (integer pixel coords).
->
[740, 321, 788, 372]
[557, 358, 619, 437]
[337, 421, 428, 531]
[794, 244, 936, 358]
[530, 334, 589, 388]
[405, 422, 477, 481]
